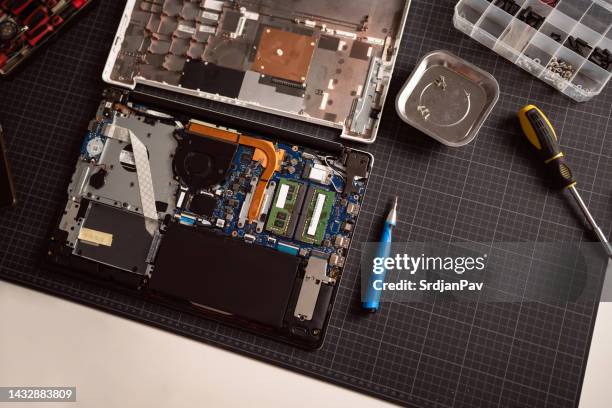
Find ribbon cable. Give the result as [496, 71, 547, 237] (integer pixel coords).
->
[102, 124, 158, 236]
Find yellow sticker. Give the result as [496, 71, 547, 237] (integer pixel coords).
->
[78, 227, 113, 247]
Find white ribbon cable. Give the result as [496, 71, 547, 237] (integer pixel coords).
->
[103, 124, 158, 235]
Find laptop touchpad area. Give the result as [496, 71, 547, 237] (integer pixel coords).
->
[149, 223, 300, 328]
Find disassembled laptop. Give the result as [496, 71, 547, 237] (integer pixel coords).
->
[50, 89, 371, 348]
[49, 0, 410, 348]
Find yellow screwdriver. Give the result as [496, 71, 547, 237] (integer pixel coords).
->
[518, 104, 612, 257]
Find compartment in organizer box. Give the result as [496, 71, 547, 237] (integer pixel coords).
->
[454, 0, 612, 101]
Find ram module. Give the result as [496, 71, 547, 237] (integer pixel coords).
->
[296, 186, 336, 245]
[266, 178, 306, 237]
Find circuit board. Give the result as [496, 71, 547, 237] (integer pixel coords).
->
[0, 0, 94, 75]
[204, 143, 353, 254]
[51, 89, 371, 348]
[176, 140, 357, 259]
[265, 178, 306, 238]
[103, 0, 410, 142]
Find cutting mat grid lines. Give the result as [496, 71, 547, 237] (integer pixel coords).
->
[1, 1, 611, 407]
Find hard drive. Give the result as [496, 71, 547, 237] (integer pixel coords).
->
[102, 0, 411, 143]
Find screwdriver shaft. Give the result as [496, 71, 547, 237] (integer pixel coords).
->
[568, 185, 612, 258]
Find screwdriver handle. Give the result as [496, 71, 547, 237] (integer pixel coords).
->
[518, 105, 577, 189]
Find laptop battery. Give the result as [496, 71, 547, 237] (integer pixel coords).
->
[149, 223, 300, 328]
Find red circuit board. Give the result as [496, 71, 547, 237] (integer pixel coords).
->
[0, 0, 92, 75]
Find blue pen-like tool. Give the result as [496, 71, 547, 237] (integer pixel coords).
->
[362, 197, 398, 312]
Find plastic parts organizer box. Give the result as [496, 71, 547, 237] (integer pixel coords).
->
[454, 0, 612, 101]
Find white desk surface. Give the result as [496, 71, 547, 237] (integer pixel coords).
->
[0, 280, 608, 407]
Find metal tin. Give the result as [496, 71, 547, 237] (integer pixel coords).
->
[396, 50, 499, 147]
